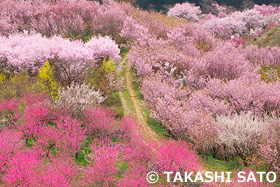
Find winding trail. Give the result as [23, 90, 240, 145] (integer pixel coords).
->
[118, 56, 225, 180]
[119, 56, 159, 142]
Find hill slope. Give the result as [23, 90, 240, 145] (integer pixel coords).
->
[253, 25, 280, 47]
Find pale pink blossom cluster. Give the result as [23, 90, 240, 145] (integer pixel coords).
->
[0, 33, 120, 81]
[197, 3, 280, 39]
[167, 2, 202, 22]
[0, 0, 128, 38]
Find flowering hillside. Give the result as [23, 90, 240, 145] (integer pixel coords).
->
[0, 0, 279, 186]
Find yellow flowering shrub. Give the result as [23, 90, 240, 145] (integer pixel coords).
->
[37, 60, 59, 98]
[0, 73, 6, 84]
[0, 73, 34, 99]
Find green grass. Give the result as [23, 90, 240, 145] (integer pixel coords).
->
[146, 116, 170, 138]
[122, 89, 135, 113]
[103, 91, 124, 118]
[201, 154, 243, 172]
[75, 137, 93, 166]
[120, 47, 129, 58]
[116, 161, 129, 178]
[130, 67, 170, 138]
[253, 25, 280, 48]
[26, 137, 36, 148]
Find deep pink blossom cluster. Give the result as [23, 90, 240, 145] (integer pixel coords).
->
[0, 95, 201, 186]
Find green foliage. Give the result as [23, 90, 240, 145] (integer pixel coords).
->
[116, 161, 129, 177]
[87, 58, 116, 95]
[122, 89, 135, 114]
[75, 138, 93, 166]
[120, 47, 130, 58]
[37, 60, 59, 98]
[0, 73, 40, 99]
[103, 92, 124, 118]
[26, 137, 37, 148]
[82, 31, 93, 43]
[260, 65, 280, 82]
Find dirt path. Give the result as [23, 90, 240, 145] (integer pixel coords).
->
[118, 56, 226, 181]
[118, 91, 134, 117]
[119, 57, 159, 142]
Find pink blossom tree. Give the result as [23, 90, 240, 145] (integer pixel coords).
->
[84, 138, 120, 186]
[167, 2, 202, 22]
[157, 139, 200, 172]
[3, 150, 40, 186]
[0, 129, 23, 174]
[83, 107, 116, 136]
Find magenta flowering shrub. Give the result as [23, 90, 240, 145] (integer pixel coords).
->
[37, 158, 79, 187]
[0, 129, 23, 174]
[119, 163, 150, 187]
[157, 139, 200, 172]
[0, 98, 22, 128]
[3, 150, 41, 186]
[22, 102, 51, 140]
[84, 138, 120, 186]
[83, 107, 116, 136]
[54, 116, 86, 155]
[3, 149, 79, 186]
[0, 93, 201, 186]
